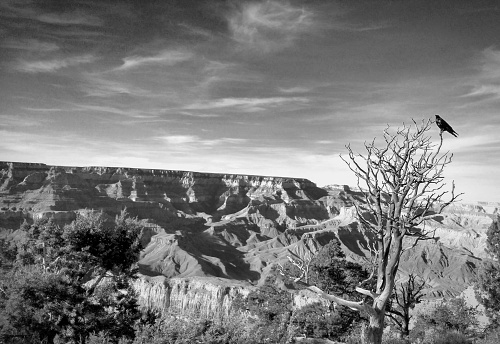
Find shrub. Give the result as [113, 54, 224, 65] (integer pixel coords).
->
[381, 330, 410, 344]
[410, 297, 478, 341]
[291, 302, 360, 341]
[476, 327, 500, 344]
[343, 321, 365, 344]
[409, 329, 471, 344]
[382, 338, 410, 344]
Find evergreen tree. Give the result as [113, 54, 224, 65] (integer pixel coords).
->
[279, 238, 365, 341]
[476, 215, 500, 328]
[0, 210, 145, 343]
[410, 297, 478, 342]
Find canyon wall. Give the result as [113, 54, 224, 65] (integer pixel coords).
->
[132, 275, 327, 318]
[1, 161, 497, 311]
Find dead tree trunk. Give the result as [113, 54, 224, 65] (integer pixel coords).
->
[363, 311, 385, 344]
[299, 119, 462, 344]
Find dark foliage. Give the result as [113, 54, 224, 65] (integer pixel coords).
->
[266, 239, 365, 341]
[241, 274, 294, 343]
[283, 238, 371, 300]
[0, 210, 145, 344]
[291, 302, 359, 341]
[410, 297, 478, 342]
[476, 215, 500, 328]
[310, 240, 370, 300]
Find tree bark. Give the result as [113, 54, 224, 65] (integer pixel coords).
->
[362, 311, 385, 344]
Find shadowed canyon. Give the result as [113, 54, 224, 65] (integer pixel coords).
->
[1, 162, 497, 315]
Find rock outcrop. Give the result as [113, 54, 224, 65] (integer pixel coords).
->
[133, 275, 328, 318]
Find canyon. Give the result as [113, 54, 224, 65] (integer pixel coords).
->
[0, 161, 497, 315]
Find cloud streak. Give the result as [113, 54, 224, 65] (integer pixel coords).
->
[228, 1, 314, 53]
[73, 104, 158, 119]
[0, 115, 45, 127]
[81, 74, 151, 98]
[116, 50, 194, 71]
[14, 54, 97, 73]
[36, 11, 103, 26]
[462, 47, 500, 100]
[185, 97, 309, 112]
[0, 1, 103, 27]
[1, 38, 59, 52]
[156, 135, 247, 147]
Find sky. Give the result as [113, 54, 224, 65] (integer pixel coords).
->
[1, 0, 500, 203]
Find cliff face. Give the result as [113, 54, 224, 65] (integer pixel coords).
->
[132, 275, 327, 318]
[133, 276, 251, 317]
[1, 161, 497, 304]
[0, 162, 327, 223]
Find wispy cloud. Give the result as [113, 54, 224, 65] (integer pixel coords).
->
[0, 1, 103, 26]
[156, 135, 247, 147]
[36, 11, 103, 26]
[178, 23, 214, 39]
[81, 74, 150, 98]
[441, 133, 500, 154]
[116, 50, 193, 71]
[462, 47, 500, 100]
[196, 60, 264, 93]
[0, 115, 44, 127]
[279, 86, 311, 93]
[176, 111, 221, 118]
[1, 38, 59, 52]
[0, 129, 87, 160]
[72, 104, 159, 119]
[21, 107, 67, 112]
[479, 47, 500, 76]
[14, 54, 97, 73]
[463, 84, 500, 99]
[330, 21, 390, 32]
[185, 97, 309, 112]
[157, 135, 198, 145]
[228, 1, 314, 53]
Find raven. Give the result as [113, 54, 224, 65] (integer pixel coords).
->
[435, 115, 458, 137]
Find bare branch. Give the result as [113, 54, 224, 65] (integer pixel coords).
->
[356, 286, 380, 299]
[307, 285, 374, 314]
[292, 118, 460, 342]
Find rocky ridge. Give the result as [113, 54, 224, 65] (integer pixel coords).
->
[1, 162, 497, 313]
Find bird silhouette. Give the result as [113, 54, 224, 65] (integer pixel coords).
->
[435, 115, 458, 137]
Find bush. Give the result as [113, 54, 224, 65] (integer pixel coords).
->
[409, 329, 471, 344]
[291, 302, 360, 341]
[343, 321, 365, 344]
[382, 338, 410, 344]
[238, 281, 294, 343]
[0, 212, 145, 343]
[410, 297, 478, 341]
[476, 327, 500, 344]
[104, 312, 262, 344]
[381, 330, 410, 344]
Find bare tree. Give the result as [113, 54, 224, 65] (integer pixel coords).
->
[301, 119, 462, 344]
[278, 253, 314, 284]
[386, 273, 426, 337]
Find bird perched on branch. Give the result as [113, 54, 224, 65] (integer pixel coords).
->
[435, 115, 458, 137]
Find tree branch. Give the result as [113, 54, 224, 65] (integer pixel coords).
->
[307, 285, 374, 314]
